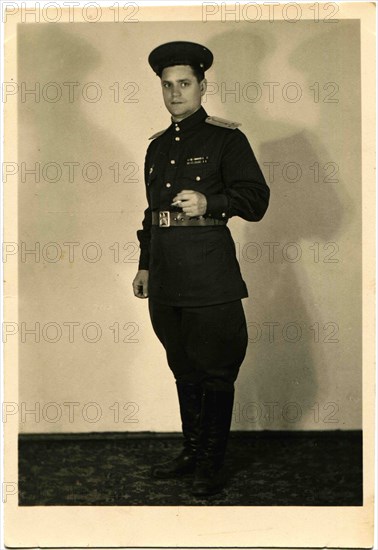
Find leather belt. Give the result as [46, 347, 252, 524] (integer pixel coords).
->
[152, 211, 227, 228]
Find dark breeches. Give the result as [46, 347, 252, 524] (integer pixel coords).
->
[148, 299, 248, 391]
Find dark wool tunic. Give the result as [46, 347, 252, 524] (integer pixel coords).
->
[137, 106, 270, 306]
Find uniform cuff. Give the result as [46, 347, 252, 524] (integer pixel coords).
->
[205, 194, 229, 220]
[138, 249, 150, 270]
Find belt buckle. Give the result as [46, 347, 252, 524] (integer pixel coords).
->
[159, 211, 170, 227]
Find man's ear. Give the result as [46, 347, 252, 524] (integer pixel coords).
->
[200, 78, 207, 97]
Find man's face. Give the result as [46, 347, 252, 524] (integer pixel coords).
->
[160, 65, 207, 121]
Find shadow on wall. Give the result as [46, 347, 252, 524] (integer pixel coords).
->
[18, 24, 134, 234]
[207, 23, 357, 429]
[18, 25, 141, 399]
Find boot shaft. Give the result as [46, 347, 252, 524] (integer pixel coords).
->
[176, 381, 203, 454]
[196, 388, 235, 469]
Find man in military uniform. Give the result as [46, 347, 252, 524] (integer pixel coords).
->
[132, 41, 270, 496]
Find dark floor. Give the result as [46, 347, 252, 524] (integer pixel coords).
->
[18, 430, 362, 506]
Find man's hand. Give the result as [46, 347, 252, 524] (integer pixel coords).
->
[132, 269, 149, 298]
[171, 190, 207, 217]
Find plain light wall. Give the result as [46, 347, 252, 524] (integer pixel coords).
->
[17, 20, 361, 433]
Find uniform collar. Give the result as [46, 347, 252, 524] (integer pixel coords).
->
[170, 105, 208, 132]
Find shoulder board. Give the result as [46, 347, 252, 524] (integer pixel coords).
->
[205, 116, 241, 129]
[149, 128, 167, 140]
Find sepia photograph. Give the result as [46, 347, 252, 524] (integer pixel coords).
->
[2, 1, 375, 548]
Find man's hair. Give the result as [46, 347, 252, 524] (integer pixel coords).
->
[188, 65, 205, 83]
[159, 64, 205, 83]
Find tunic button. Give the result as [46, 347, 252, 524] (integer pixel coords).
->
[175, 136, 180, 141]
[221, 212, 226, 217]
[170, 160, 175, 165]
[175, 126, 180, 132]
[195, 176, 201, 181]
[166, 182, 171, 188]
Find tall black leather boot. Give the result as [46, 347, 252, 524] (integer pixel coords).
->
[151, 381, 203, 478]
[192, 388, 235, 496]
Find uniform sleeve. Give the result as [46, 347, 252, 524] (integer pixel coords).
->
[205, 129, 270, 221]
[136, 206, 151, 270]
[136, 149, 153, 270]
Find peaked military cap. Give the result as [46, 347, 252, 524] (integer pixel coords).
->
[148, 41, 213, 76]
